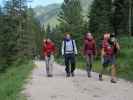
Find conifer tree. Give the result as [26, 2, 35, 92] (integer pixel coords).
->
[58, 0, 84, 46]
[89, 0, 113, 35]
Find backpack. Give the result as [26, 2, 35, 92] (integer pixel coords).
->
[109, 38, 119, 55]
[64, 39, 74, 53]
[113, 43, 119, 55]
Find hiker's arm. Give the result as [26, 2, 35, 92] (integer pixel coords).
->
[101, 48, 105, 56]
[73, 40, 78, 55]
[116, 42, 120, 50]
[61, 41, 64, 56]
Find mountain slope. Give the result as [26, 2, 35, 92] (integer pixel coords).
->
[33, 0, 93, 27]
[34, 4, 60, 27]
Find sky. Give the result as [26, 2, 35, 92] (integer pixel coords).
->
[0, 0, 3, 6]
[31, 0, 63, 7]
[0, 0, 64, 7]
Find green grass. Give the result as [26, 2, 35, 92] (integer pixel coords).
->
[0, 61, 34, 100]
[56, 37, 133, 81]
[116, 37, 133, 81]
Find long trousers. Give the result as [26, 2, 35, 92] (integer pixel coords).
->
[64, 53, 76, 74]
[45, 55, 54, 76]
[85, 55, 94, 73]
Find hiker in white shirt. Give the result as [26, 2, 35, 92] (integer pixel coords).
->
[61, 33, 78, 77]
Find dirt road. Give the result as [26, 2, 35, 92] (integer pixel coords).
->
[24, 61, 133, 100]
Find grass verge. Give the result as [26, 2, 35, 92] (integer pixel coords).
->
[0, 61, 34, 100]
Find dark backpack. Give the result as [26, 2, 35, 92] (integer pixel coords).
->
[109, 38, 119, 55]
[113, 43, 119, 55]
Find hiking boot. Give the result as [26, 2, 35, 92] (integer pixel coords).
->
[111, 79, 117, 84]
[88, 72, 91, 78]
[99, 74, 103, 81]
[71, 72, 75, 77]
[47, 74, 53, 77]
[66, 73, 70, 77]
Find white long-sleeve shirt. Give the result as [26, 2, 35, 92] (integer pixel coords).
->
[61, 40, 78, 55]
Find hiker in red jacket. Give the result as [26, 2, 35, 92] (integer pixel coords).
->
[99, 33, 120, 83]
[43, 38, 56, 77]
[83, 33, 96, 77]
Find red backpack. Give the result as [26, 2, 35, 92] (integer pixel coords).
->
[102, 40, 114, 56]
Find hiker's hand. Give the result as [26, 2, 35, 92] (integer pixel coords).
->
[62, 54, 65, 57]
[101, 49, 105, 56]
[75, 53, 77, 55]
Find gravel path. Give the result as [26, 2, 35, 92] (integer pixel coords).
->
[24, 61, 133, 100]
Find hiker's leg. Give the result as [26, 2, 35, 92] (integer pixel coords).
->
[49, 55, 54, 76]
[65, 54, 70, 75]
[100, 63, 107, 75]
[85, 55, 91, 77]
[45, 57, 50, 76]
[89, 55, 93, 72]
[99, 56, 108, 80]
[111, 56, 117, 82]
[85, 55, 89, 72]
[99, 64, 108, 81]
[70, 54, 76, 75]
[111, 64, 116, 79]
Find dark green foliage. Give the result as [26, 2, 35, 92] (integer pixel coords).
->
[50, 26, 64, 56]
[58, 0, 84, 34]
[45, 24, 52, 38]
[0, 0, 43, 71]
[0, 16, 17, 70]
[57, 0, 84, 48]
[112, 0, 133, 35]
[89, 0, 133, 36]
[89, 0, 113, 35]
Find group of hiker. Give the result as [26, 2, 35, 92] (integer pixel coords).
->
[42, 32, 120, 83]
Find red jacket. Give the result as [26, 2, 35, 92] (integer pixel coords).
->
[84, 37, 96, 55]
[43, 41, 56, 57]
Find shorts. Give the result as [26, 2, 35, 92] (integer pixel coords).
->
[102, 55, 116, 66]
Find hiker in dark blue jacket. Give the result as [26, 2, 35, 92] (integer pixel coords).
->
[61, 33, 78, 77]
